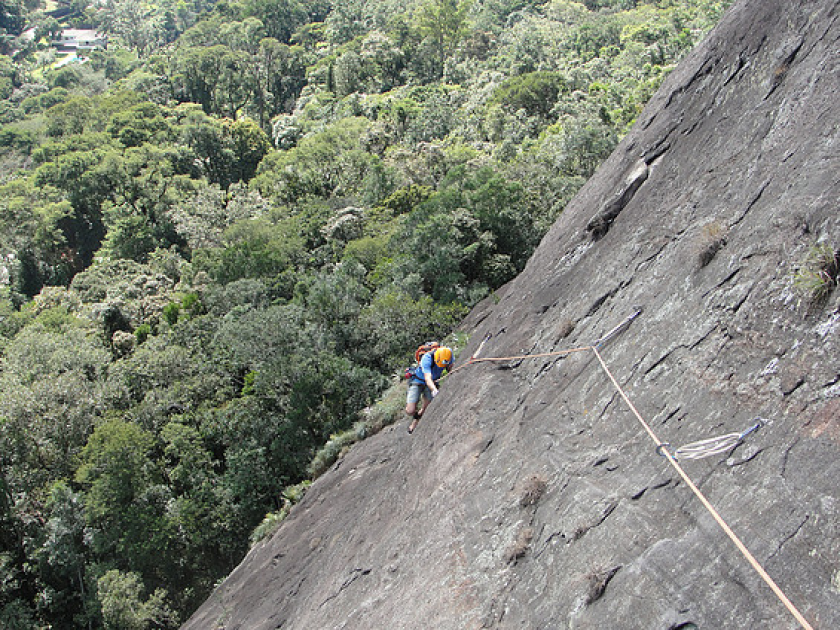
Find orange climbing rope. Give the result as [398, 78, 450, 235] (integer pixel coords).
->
[453, 316, 815, 630]
[450, 345, 591, 373]
[591, 346, 814, 630]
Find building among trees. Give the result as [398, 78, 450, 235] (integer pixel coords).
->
[50, 28, 107, 52]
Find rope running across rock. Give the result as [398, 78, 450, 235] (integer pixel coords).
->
[452, 312, 814, 630]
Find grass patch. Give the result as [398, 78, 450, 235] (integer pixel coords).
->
[793, 242, 839, 307]
[249, 480, 311, 546]
[307, 367, 414, 479]
[307, 423, 368, 479]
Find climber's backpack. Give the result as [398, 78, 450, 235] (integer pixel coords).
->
[404, 341, 440, 379]
[414, 341, 440, 363]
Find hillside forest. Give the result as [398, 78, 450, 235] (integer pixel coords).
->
[0, 0, 731, 627]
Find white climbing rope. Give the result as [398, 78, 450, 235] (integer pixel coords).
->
[672, 419, 765, 461]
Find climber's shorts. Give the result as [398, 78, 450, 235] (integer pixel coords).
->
[406, 382, 432, 405]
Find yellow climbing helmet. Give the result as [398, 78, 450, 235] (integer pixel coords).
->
[433, 347, 453, 367]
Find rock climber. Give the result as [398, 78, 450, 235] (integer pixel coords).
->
[406, 346, 453, 434]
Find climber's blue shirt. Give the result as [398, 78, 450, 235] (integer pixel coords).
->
[410, 351, 447, 385]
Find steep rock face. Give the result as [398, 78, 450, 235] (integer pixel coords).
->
[183, 0, 839, 628]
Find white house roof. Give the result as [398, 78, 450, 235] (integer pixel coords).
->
[53, 29, 108, 48]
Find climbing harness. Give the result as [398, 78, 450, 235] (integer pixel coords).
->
[454, 312, 814, 630]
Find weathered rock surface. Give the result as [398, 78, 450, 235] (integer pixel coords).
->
[183, 0, 839, 628]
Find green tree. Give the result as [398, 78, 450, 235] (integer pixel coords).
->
[252, 117, 372, 202]
[206, 397, 303, 524]
[297, 262, 371, 353]
[44, 96, 94, 137]
[97, 569, 176, 630]
[0, 53, 19, 100]
[160, 421, 242, 612]
[0, 0, 25, 41]
[0, 179, 76, 295]
[252, 37, 306, 128]
[399, 166, 537, 302]
[0, 471, 35, 629]
[568, 16, 622, 61]
[179, 111, 270, 189]
[172, 44, 232, 114]
[97, 144, 195, 262]
[192, 216, 304, 284]
[34, 482, 96, 628]
[33, 137, 123, 270]
[105, 331, 228, 426]
[415, 0, 472, 78]
[228, 118, 272, 183]
[95, 0, 166, 56]
[323, 0, 366, 44]
[333, 50, 363, 97]
[75, 419, 171, 580]
[170, 182, 270, 250]
[107, 101, 171, 147]
[491, 71, 567, 118]
[283, 350, 383, 442]
[357, 290, 467, 370]
[0, 320, 110, 495]
[242, 0, 307, 43]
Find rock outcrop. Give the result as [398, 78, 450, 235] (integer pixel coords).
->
[183, 0, 839, 628]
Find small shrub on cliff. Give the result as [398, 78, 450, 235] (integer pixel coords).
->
[793, 242, 839, 306]
[361, 376, 407, 433]
[504, 526, 534, 565]
[519, 473, 548, 508]
[696, 221, 727, 267]
[584, 565, 621, 605]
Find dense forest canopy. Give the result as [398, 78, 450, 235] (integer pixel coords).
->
[0, 0, 731, 627]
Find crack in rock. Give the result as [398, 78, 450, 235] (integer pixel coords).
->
[778, 435, 804, 477]
[571, 500, 619, 542]
[729, 179, 771, 227]
[764, 37, 804, 99]
[768, 514, 810, 561]
[726, 445, 765, 467]
[318, 568, 371, 608]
